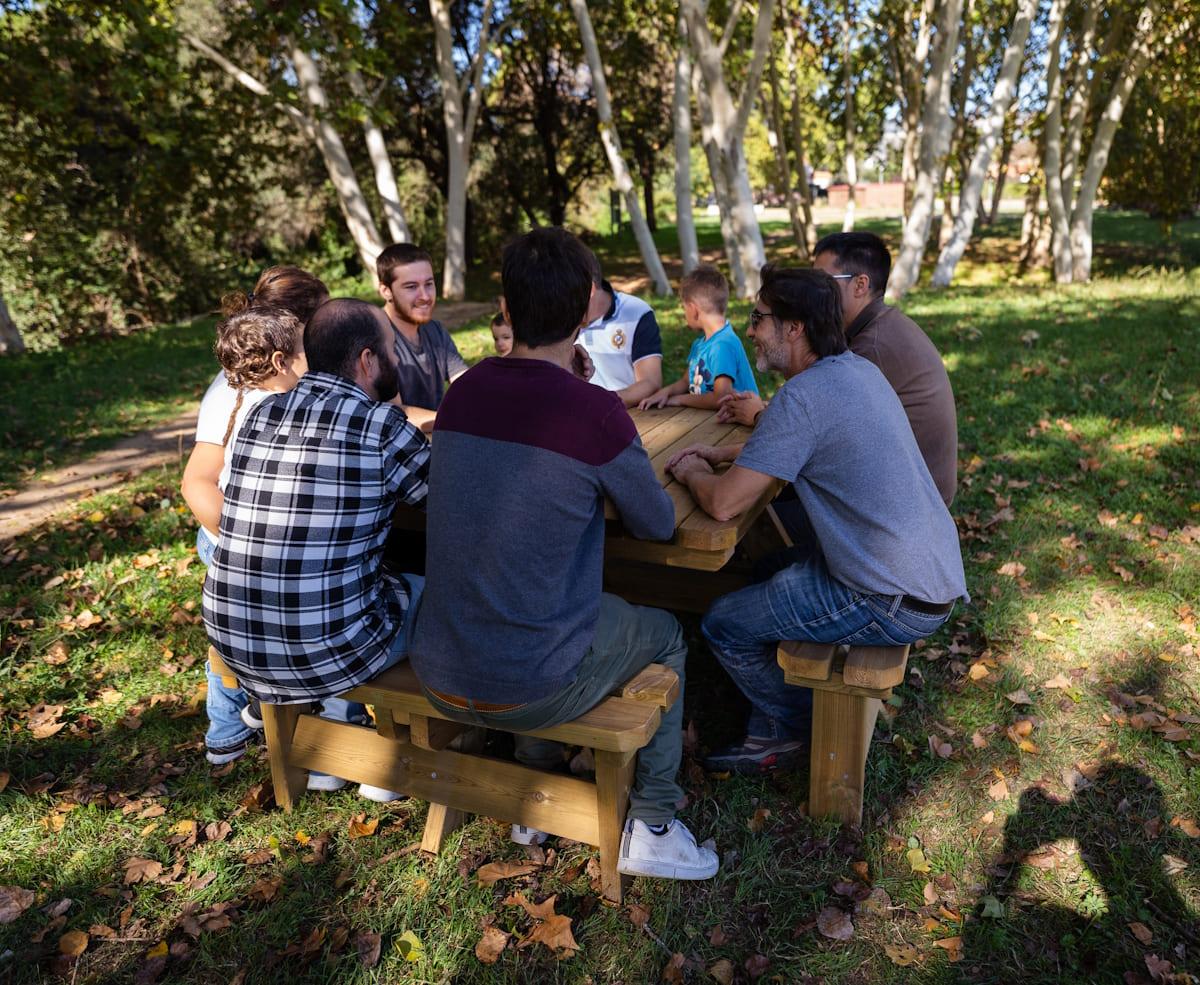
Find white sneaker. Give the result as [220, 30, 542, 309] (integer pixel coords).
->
[358, 784, 404, 803]
[306, 773, 349, 792]
[510, 824, 549, 846]
[617, 819, 719, 880]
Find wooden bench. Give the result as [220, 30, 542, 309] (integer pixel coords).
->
[777, 641, 910, 826]
[206, 647, 677, 902]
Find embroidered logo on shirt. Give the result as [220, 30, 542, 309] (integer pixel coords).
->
[611, 328, 626, 350]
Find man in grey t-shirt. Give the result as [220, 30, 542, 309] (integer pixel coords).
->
[667, 266, 967, 773]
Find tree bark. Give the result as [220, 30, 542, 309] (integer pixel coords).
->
[766, 59, 807, 256]
[1068, 0, 1159, 282]
[986, 111, 1016, 225]
[1040, 0, 1073, 283]
[887, 0, 964, 300]
[0, 292, 25, 356]
[674, 11, 701, 274]
[1059, 2, 1102, 216]
[695, 75, 744, 293]
[570, 0, 671, 295]
[841, 0, 857, 232]
[932, 0, 1036, 287]
[938, 0, 976, 251]
[783, 7, 818, 255]
[1018, 169, 1042, 271]
[346, 67, 411, 244]
[900, 0, 937, 218]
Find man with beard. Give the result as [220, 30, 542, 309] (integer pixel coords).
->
[203, 300, 430, 766]
[665, 267, 966, 773]
[377, 244, 468, 432]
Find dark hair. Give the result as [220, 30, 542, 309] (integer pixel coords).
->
[221, 266, 329, 324]
[491, 311, 508, 329]
[758, 264, 847, 359]
[304, 299, 388, 380]
[680, 264, 729, 315]
[214, 305, 304, 445]
[501, 228, 594, 348]
[583, 247, 603, 287]
[812, 231, 891, 296]
[376, 243, 434, 287]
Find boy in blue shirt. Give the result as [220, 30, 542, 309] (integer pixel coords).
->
[639, 265, 760, 411]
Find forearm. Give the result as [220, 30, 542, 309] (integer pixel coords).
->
[181, 475, 223, 535]
[618, 377, 660, 407]
[402, 405, 437, 433]
[670, 391, 724, 410]
[679, 470, 734, 522]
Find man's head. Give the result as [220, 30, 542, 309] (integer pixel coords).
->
[582, 248, 611, 324]
[490, 310, 513, 357]
[679, 264, 729, 329]
[500, 228, 595, 350]
[812, 232, 890, 328]
[305, 299, 401, 402]
[376, 244, 436, 328]
[748, 265, 846, 377]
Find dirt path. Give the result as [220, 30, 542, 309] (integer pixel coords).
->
[0, 301, 493, 544]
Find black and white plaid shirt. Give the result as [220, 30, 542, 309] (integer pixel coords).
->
[202, 371, 430, 703]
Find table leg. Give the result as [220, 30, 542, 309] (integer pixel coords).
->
[421, 802, 468, 854]
[594, 749, 636, 903]
[262, 704, 308, 812]
[808, 691, 880, 826]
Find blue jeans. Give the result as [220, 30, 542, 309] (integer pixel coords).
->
[701, 551, 952, 741]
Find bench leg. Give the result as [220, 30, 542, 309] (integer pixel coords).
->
[808, 691, 880, 826]
[421, 802, 468, 854]
[594, 749, 636, 904]
[261, 704, 308, 813]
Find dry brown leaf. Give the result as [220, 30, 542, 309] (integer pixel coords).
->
[1171, 816, 1200, 838]
[44, 641, 70, 666]
[747, 807, 771, 832]
[661, 952, 685, 983]
[1129, 921, 1154, 945]
[503, 892, 558, 920]
[626, 903, 650, 928]
[89, 924, 117, 940]
[347, 815, 379, 840]
[971, 730, 989, 749]
[58, 929, 89, 957]
[1043, 673, 1073, 690]
[0, 772, 8, 793]
[997, 561, 1026, 578]
[884, 942, 920, 966]
[708, 958, 735, 985]
[474, 925, 510, 965]
[475, 861, 541, 885]
[355, 931, 381, 968]
[922, 882, 938, 905]
[987, 777, 1009, 801]
[31, 721, 67, 740]
[204, 821, 232, 843]
[744, 954, 770, 980]
[933, 936, 963, 962]
[1005, 689, 1033, 705]
[247, 876, 283, 903]
[968, 662, 991, 681]
[520, 913, 578, 958]
[123, 858, 163, 884]
[707, 924, 728, 946]
[816, 906, 854, 941]
[928, 734, 953, 759]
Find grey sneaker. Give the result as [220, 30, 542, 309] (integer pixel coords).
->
[702, 735, 806, 774]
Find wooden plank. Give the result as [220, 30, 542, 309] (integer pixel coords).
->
[289, 716, 601, 845]
[261, 704, 307, 813]
[373, 708, 410, 741]
[782, 667, 893, 700]
[603, 535, 733, 572]
[619, 664, 680, 709]
[594, 749, 637, 903]
[777, 641, 836, 682]
[409, 713, 470, 751]
[677, 473, 783, 551]
[628, 405, 689, 444]
[344, 664, 662, 752]
[637, 408, 710, 460]
[842, 645, 910, 690]
[602, 559, 750, 614]
[421, 802, 467, 854]
[808, 690, 880, 826]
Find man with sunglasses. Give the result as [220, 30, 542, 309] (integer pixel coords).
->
[666, 266, 966, 773]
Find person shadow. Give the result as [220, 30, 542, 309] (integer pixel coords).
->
[964, 762, 1200, 983]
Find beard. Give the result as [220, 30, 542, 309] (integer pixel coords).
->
[755, 338, 790, 375]
[394, 297, 434, 326]
[372, 359, 401, 403]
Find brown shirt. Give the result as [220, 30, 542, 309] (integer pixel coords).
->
[847, 299, 958, 505]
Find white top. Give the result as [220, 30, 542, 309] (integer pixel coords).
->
[577, 289, 662, 392]
[194, 371, 272, 543]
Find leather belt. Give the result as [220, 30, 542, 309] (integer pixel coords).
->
[900, 596, 954, 615]
[427, 687, 525, 713]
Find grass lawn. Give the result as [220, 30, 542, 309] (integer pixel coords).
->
[0, 214, 1198, 983]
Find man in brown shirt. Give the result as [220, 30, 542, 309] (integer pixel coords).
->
[812, 232, 957, 504]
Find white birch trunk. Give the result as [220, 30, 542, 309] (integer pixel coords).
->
[695, 75, 744, 294]
[1059, 2, 1101, 215]
[346, 67, 411, 243]
[674, 11, 701, 274]
[0, 292, 25, 356]
[932, 0, 1036, 287]
[1068, 0, 1160, 282]
[900, 0, 936, 217]
[570, 0, 671, 295]
[841, 2, 857, 232]
[1040, 0, 1073, 283]
[887, 0, 964, 300]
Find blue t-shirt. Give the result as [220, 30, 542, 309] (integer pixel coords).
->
[686, 323, 759, 395]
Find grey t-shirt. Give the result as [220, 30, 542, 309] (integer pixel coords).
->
[737, 352, 967, 604]
[391, 319, 469, 411]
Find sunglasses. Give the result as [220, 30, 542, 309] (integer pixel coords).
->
[748, 309, 777, 330]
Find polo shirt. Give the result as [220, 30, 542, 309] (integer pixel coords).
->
[578, 281, 662, 392]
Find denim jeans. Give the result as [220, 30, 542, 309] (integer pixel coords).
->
[701, 551, 952, 741]
[422, 594, 688, 825]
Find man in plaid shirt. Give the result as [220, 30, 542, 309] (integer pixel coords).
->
[202, 299, 430, 713]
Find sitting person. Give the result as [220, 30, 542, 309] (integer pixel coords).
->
[376, 243, 468, 432]
[577, 251, 664, 407]
[203, 299, 430, 801]
[666, 266, 967, 773]
[410, 226, 718, 881]
[181, 266, 327, 765]
[490, 309, 513, 356]
[639, 264, 759, 411]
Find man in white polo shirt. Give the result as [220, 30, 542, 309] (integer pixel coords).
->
[579, 252, 663, 407]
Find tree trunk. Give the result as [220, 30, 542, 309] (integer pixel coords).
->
[570, 0, 671, 295]
[696, 76, 744, 292]
[290, 47, 386, 274]
[683, 0, 773, 297]
[0, 292, 25, 356]
[1068, 0, 1159, 282]
[1040, 0, 1074, 283]
[766, 59, 807, 256]
[932, 0, 1036, 287]
[782, 7, 818, 255]
[900, 0, 937, 218]
[986, 112, 1016, 225]
[1018, 171, 1042, 271]
[841, 0, 857, 232]
[346, 67, 411, 244]
[674, 11, 701, 274]
[887, 0, 964, 300]
[938, 0, 975, 251]
[1060, 1, 1102, 216]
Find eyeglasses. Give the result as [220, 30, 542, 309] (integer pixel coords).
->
[829, 273, 855, 281]
[748, 309, 777, 329]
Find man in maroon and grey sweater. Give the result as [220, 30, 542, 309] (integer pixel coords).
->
[409, 227, 719, 882]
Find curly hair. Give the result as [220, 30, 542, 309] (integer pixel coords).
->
[213, 306, 303, 445]
[220, 265, 329, 324]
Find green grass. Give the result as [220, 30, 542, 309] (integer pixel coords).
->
[1, 213, 1199, 983]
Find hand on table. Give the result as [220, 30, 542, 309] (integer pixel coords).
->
[571, 343, 595, 382]
[716, 391, 765, 426]
[637, 389, 673, 410]
[667, 452, 714, 482]
[666, 443, 726, 471]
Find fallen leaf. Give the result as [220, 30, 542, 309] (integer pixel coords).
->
[743, 953, 770, 980]
[980, 895, 1003, 919]
[89, 924, 117, 939]
[504, 892, 558, 920]
[906, 847, 931, 873]
[0, 772, 7, 793]
[747, 807, 771, 832]
[520, 913, 578, 958]
[708, 958, 735, 985]
[987, 777, 1009, 801]
[922, 882, 938, 905]
[928, 734, 953, 759]
[1171, 816, 1200, 838]
[971, 730, 989, 749]
[476, 861, 541, 885]
[933, 936, 963, 962]
[708, 924, 728, 946]
[855, 886, 891, 916]
[247, 876, 283, 903]
[1043, 673, 1073, 690]
[123, 858, 163, 884]
[816, 906, 854, 941]
[626, 903, 650, 928]
[968, 662, 991, 682]
[205, 821, 232, 843]
[661, 952, 685, 983]
[146, 941, 168, 960]
[1005, 689, 1033, 705]
[1146, 954, 1174, 982]
[347, 815, 378, 839]
[1129, 921, 1154, 945]
[394, 929, 423, 962]
[355, 932, 381, 968]
[884, 942, 920, 966]
[44, 641, 70, 666]
[58, 929, 89, 957]
[1162, 854, 1188, 875]
[475, 925, 510, 965]
[997, 561, 1026, 578]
